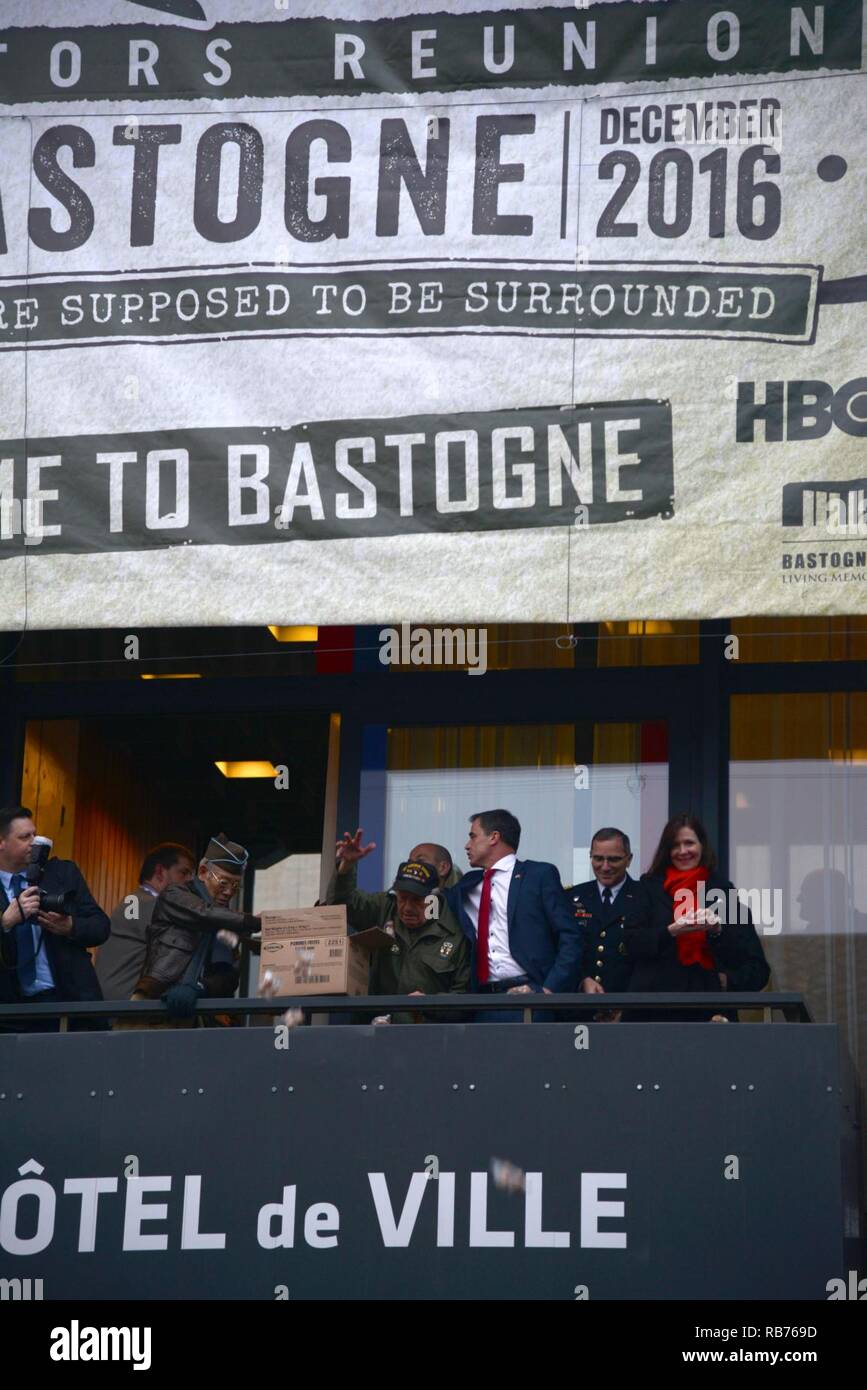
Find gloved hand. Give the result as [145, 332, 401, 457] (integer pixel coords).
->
[163, 982, 204, 1019]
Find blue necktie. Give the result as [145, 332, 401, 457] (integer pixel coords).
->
[10, 873, 37, 992]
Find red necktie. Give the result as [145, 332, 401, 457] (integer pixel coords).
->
[476, 867, 495, 985]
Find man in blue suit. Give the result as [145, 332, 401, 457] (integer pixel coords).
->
[445, 808, 600, 999]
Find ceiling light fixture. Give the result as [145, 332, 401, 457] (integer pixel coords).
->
[267, 626, 318, 643]
[214, 761, 279, 779]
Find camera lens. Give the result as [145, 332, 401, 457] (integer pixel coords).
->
[38, 889, 76, 915]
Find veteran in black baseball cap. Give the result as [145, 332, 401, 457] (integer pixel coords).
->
[392, 859, 438, 898]
[367, 859, 472, 1011]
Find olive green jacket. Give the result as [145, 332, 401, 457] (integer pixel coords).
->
[325, 862, 396, 930]
[324, 861, 462, 929]
[370, 912, 471, 997]
[325, 861, 470, 1004]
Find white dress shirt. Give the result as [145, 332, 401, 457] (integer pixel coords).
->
[598, 876, 627, 907]
[465, 853, 524, 981]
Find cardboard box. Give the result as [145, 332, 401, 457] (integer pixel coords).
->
[257, 905, 392, 996]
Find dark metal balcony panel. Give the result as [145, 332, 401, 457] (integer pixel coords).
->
[0, 1023, 856, 1300]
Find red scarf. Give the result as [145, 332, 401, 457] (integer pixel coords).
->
[664, 865, 715, 970]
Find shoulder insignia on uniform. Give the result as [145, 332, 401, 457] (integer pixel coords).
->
[439, 940, 454, 957]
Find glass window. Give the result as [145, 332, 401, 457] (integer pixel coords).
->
[597, 621, 699, 666]
[248, 853, 322, 996]
[12, 627, 319, 682]
[254, 854, 322, 912]
[730, 693, 867, 1130]
[381, 621, 699, 670]
[359, 721, 668, 889]
[730, 616, 867, 663]
[381, 623, 588, 671]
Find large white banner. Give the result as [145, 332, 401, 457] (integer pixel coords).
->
[0, 0, 864, 626]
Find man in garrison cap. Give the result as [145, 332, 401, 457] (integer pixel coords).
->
[128, 833, 260, 1021]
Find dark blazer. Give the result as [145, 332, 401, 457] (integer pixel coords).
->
[0, 858, 110, 1003]
[566, 873, 663, 992]
[446, 859, 587, 992]
[629, 871, 771, 996]
[95, 886, 157, 1000]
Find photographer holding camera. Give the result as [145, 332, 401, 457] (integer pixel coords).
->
[0, 805, 110, 1032]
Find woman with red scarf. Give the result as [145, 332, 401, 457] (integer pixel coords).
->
[627, 814, 770, 1021]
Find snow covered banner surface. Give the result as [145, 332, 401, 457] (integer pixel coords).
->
[0, 0, 864, 626]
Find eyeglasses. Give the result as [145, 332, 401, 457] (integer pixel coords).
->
[206, 866, 241, 890]
[590, 855, 628, 866]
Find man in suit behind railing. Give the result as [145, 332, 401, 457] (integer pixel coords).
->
[0, 805, 110, 1032]
[445, 807, 599, 1001]
[96, 842, 196, 1001]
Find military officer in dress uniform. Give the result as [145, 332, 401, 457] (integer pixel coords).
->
[565, 827, 663, 1020]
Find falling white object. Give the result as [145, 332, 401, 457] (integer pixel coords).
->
[261, 969, 282, 998]
[490, 1158, 525, 1194]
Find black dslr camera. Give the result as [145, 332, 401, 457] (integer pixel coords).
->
[25, 837, 75, 915]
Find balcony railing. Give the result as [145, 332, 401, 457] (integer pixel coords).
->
[0, 991, 812, 1028]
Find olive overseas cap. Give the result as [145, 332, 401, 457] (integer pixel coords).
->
[203, 833, 249, 871]
[392, 859, 437, 897]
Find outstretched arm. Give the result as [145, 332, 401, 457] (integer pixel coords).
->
[159, 886, 259, 936]
[334, 828, 377, 876]
[327, 865, 394, 932]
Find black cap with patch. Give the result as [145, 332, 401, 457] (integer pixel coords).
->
[392, 860, 438, 897]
